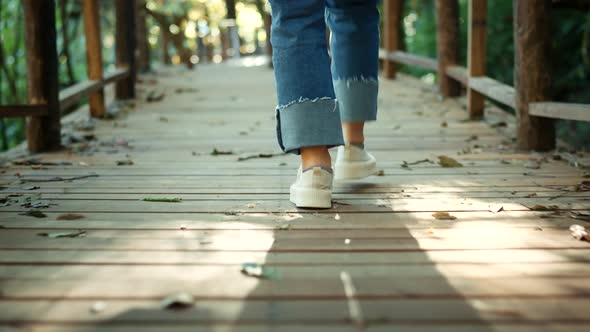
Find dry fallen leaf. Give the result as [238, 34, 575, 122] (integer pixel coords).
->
[438, 156, 463, 168]
[90, 301, 107, 314]
[160, 293, 194, 310]
[574, 181, 590, 192]
[529, 204, 559, 211]
[116, 160, 134, 166]
[432, 212, 457, 220]
[19, 210, 47, 218]
[524, 161, 541, 169]
[276, 224, 291, 231]
[37, 230, 87, 238]
[146, 91, 165, 102]
[241, 263, 280, 280]
[570, 211, 590, 222]
[56, 214, 85, 221]
[569, 224, 590, 241]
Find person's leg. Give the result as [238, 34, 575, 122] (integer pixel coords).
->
[326, 0, 380, 180]
[269, 0, 344, 170]
[326, 0, 380, 144]
[269, 0, 342, 208]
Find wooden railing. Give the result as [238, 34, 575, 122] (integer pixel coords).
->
[0, 0, 137, 153]
[381, 0, 590, 151]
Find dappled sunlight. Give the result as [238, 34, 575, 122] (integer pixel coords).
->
[1, 0, 588, 327]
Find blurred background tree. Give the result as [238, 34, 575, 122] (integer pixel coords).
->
[0, 0, 589, 151]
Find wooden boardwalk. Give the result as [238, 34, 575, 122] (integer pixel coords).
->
[1, 61, 589, 332]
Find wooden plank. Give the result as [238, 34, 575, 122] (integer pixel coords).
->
[0, 210, 583, 230]
[22, 0, 62, 153]
[0, 248, 586, 265]
[435, 0, 461, 97]
[382, 0, 405, 78]
[0, 326, 585, 332]
[0, 60, 586, 332]
[0, 276, 588, 299]
[467, 0, 487, 119]
[0, 227, 587, 251]
[82, 0, 106, 117]
[0, 227, 577, 243]
[1, 298, 590, 324]
[469, 76, 516, 109]
[115, 0, 137, 99]
[514, 0, 555, 150]
[1, 261, 589, 280]
[0, 105, 48, 117]
[529, 102, 590, 122]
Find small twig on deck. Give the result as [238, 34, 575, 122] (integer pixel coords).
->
[19, 174, 99, 183]
[237, 153, 282, 162]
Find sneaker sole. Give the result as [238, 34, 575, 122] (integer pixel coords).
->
[334, 160, 378, 180]
[290, 185, 332, 209]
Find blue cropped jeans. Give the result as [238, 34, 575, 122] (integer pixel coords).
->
[269, 0, 380, 154]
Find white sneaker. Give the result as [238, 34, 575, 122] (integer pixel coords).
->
[289, 166, 333, 208]
[334, 145, 377, 180]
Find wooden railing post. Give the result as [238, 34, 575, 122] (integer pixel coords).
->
[115, 0, 137, 99]
[514, 0, 555, 150]
[436, 0, 461, 98]
[136, 0, 151, 72]
[23, 0, 61, 152]
[383, 0, 404, 79]
[467, 0, 487, 119]
[82, 0, 106, 118]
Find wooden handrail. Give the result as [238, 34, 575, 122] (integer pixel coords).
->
[0, 105, 48, 118]
[378, 49, 438, 71]
[529, 103, 590, 122]
[59, 67, 130, 111]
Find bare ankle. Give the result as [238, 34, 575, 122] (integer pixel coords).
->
[342, 122, 365, 145]
[301, 146, 332, 169]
